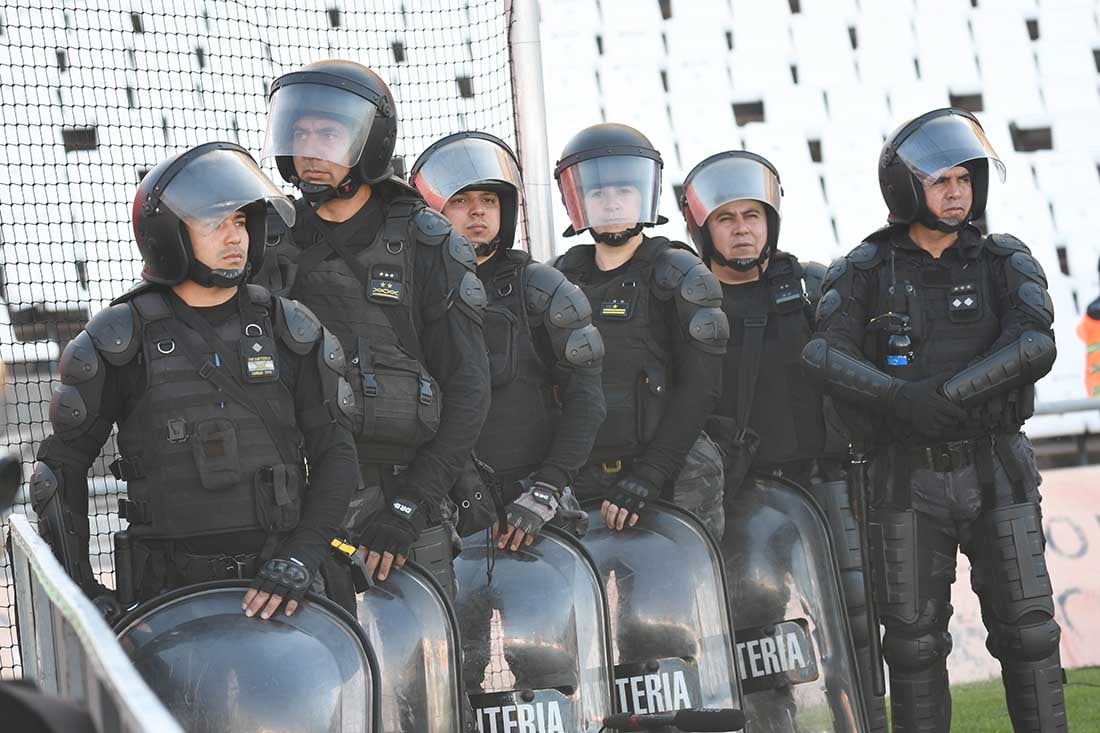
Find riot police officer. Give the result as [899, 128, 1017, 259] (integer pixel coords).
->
[255, 60, 491, 590]
[681, 150, 887, 730]
[552, 123, 728, 538]
[803, 108, 1065, 732]
[31, 142, 359, 620]
[410, 131, 604, 550]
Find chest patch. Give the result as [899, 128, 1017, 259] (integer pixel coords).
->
[368, 264, 403, 303]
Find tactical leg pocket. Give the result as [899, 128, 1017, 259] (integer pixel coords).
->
[192, 418, 241, 491]
[254, 464, 303, 532]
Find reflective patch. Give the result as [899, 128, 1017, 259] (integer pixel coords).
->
[614, 657, 701, 715]
[736, 618, 820, 694]
[600, 298, 632, 319]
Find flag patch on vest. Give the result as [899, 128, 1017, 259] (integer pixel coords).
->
[369, 265, 403, 302]
[600, 298, 632, 318]
[246, 355, 276, 378]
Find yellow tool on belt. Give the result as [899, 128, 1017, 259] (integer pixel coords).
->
[330, 538, 374, 592]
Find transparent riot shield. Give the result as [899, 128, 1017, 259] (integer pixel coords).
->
[454, 526, 615, 733]
[722, 476, 868, 733]
[580, 500, 744, 729]
[116, 580, 378, 733]
[356, 560, 464, 733]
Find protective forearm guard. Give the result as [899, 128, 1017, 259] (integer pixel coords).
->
[942, 331, 1056, 407]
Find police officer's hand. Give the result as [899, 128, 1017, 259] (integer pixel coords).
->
[891, 373, 969, 433]
[603, 475, 658, 531]
[495, 478, 562, 551]
[87, 583, 122, 624]
[244, 557, 313, 620]
[358, 497, 426, 582]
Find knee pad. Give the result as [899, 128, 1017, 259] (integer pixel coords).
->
[882, 598, 954, 673]
[986, 612, 1061, 663]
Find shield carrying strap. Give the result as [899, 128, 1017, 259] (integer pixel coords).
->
[306, 201, 425, 363]
[163, 292, 301, 469]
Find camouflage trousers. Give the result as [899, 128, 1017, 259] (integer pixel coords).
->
[573, 432, 726, 541]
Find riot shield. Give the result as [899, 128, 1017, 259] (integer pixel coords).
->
[356, 560, 464, 733]
[115, 580, 379, 733]
[454, 526, 615, 733]
[722, 475, 868, 732]
[580, 500, 744, 729]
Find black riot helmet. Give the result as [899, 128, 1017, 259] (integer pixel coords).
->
[879, 108, 1005, 232]
[680, 150, 783, 271]
[263, 59, 398, 205]
[553, 123, 667, 245]
[410, 131, 524, 255]
[132, 142, 295, 288]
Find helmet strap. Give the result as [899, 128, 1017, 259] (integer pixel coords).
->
[189, 260, 250, 289]
[592, 223, 644, 247]
[293, 169, 362, 207]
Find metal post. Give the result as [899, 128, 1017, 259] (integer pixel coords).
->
[507, 0, 556, 262]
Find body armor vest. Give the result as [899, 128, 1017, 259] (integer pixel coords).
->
[289, 198, 441, 464]
[477, 250, 558, 480]
[558, 237, 677, 462]
[115, 288, 304, 539]
[864, 235, 1030, 435]
[720, 252, 828, 467]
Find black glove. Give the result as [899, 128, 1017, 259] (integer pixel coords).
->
[608, 475, 660, 516]
[250, 556, 314, 606]
[89, 585, 122, 625]
[359, 496, 428, 559]
[890, 373, 969, 433]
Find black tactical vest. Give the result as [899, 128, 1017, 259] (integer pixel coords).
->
[476, 250, 558, 479]
[557, 237, 678, 462]
[114, 287, 304, 539]
[289, 198, 441, 464]
[719, 252, 828, 467]
[863, 233, 1030, 433]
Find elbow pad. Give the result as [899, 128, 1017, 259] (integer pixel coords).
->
[801, 338, 897, 408]
[942, 331, 1056, 407]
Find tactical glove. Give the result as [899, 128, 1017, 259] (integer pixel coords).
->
[608, 474, 660, 516]
[250, 556, 313, 606]
[358, 497, 428, 560]
[890, 373, 969, 433]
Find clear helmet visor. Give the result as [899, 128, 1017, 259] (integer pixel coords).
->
[412, 135, 523, 211]
[682, 154, 782, 227]
[159, 149, 295, 235]
[558, 155, 661, 232]
[896, 113, 1006, 185]
[261, 81, 378, 168]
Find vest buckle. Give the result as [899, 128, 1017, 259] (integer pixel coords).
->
[600, 459, 622, 475]
[418, 376, 434, 406]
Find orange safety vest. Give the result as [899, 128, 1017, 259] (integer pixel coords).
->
[1076, 313, 1100, 396]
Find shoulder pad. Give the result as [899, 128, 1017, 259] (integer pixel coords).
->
[687, 307, 730, 351]
[411, 207, 452, 246]
[110, 279, 159, 306]
[822, 256, 849, 292]
[58, 330, 100, 385]
[816, 288, 843, 324]
[564, 323, 605, 368]
[848, 241, 882, 270]
[245, 284, 273, 310]
[985, 233, 1030, 256]
[458, 270, 488, 312]
[446, 231, 478, 272]
[49, 383, 91, 435]
[523, 262, 568, 315]
[653, 247, 703, 292]
[679, 261, 723, 307]
[546, 275, 593, 329]
[554, 245, 595, 276]
[801, 260, 826, 299]
[84, 303, 139, 366]
[319, 327, 347, 374]
[277, 298, 323, 355]
[1017, 282, 1055, 328]
[1009, 251, 1048, 288]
